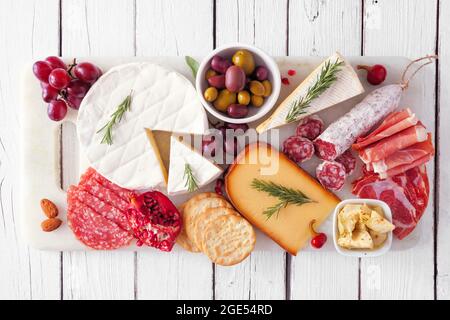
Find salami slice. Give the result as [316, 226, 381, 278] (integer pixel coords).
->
[70, 185, 132, 232]
[295, 115, 324, 140]
[67, 197, 133, 250]
[283, 136, 314, 164]
[335, 149, 357, 175]
[314, 84, 403, 160]
[80, 175, 130, 211]
[316, 161, 347, 191]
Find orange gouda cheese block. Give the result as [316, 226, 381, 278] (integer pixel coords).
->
[225, 142, 340, 255]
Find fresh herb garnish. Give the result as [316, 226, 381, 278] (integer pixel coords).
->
[251, 179, 315, 220]
[184, 164, 199, 192]
[96, 91, 133, 145]
[185, 56, 199, 78]
[285, 59, 344, 123]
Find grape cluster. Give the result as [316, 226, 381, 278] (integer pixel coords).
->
[32, 57, 102, 121]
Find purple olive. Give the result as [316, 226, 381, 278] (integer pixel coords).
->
[225, 66, 246, 93]
[226, 104, 249, 118]
[211, 55, 232, 74]
[254, 66, 269, 81]
[226, 123, 249, 132]
[207, 74, 226, 89]
[202, 137, 217, 157]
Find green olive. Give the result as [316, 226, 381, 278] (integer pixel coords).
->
[214, 89, 237, 112]
[251, 94, 264, 107]
[205, 69, 217, 80]
[204, 87, 218, 102]
[232, 50, 255, 75]
[237, 90, 251, 105]
[249, 80, 265, 96]
[262, 80, 272, 97]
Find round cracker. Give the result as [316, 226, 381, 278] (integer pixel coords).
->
[184, 193, 232, 243]
[192, 207, 238, 251]
[202, 215, 255, 266]
[176, 203, 201, 253]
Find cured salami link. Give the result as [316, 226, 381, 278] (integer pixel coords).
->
[316, 160, 347, 191]
[335, 149, 357, 175]
[283, 136, 314, 164]
[67, 197, 133, 250]
[314, 84, 403, 160]
[295, 115, 324, 140]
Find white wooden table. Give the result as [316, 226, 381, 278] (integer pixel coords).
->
[0, 0, 448, 300]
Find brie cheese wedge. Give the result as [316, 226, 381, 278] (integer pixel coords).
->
[167, 135, 223, 195]
[77, 62, 209, 190]
[256, 52, 364, 133]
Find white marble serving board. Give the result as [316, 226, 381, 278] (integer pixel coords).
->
[20, 56, 429, 252]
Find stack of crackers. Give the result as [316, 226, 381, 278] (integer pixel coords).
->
[177, 193, 256, 266]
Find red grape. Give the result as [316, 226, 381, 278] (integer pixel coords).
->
[66, 79, 90, 98]
[66, 94, 83, 110]
[45, 56, 66, 70]
[33, 61, 53, 83]
[74, 62, 100, 83]
[48, 68, 71, 90]
[41, 83, 60, 103]
[47, 100, 68, 121]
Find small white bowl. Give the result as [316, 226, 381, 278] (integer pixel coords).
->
[196, 43, 281, 124]
[333, 199, 393, 258]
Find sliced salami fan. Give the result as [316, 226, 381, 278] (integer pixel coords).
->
[316, 161, 347, 191]
[67, 168, 134, 250]
[67, 192, 133, 250]
[335, 149, 357, 175]
[295, 115, 324, 140]
[283, 136, 314, 164]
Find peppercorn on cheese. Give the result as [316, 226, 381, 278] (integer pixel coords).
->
[225, 142, 340, 255]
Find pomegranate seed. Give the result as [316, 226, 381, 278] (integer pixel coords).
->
[287, 69, 296, 76]
[281, 77, 290, 85]
[215, 179, 224, 196]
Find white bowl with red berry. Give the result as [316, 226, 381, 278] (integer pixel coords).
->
[32, 56, 102, 121]
[196, 43, 281, 124]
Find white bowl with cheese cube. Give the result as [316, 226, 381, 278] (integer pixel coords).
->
[333, 199, 394, 258]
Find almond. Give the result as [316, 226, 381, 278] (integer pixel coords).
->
[41, 218, 62, 232]
[40, 199, 58, 218]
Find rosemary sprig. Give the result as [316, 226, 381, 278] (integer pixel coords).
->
[96, 91, 133, 145]
[184, 164, 199, 192]
[185, 56, 199, 78]
[285, 59, 344, 123]
[251, 179, 315, 220]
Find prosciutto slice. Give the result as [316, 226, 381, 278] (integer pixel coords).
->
[359, 123, 428, 163]
[352, 166, 429, 240]
[372, 134, 434, 178]
[353, 108, 418, 150]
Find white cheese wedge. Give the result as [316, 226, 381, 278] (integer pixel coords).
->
[256, 52, 364, 133]
[77, 62, 209, 190]
[167, 135, 223, 195]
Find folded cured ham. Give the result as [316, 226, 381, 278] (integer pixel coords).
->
[359, 123, 428, 163]
[352, 166, 429, 239]
[352, 108, 418, 150]
[371, 134, 434, 178]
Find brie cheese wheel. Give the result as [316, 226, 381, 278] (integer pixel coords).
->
[77, 62, 209, 190]
[167, 135, 223, 195]
[256, 52, 364, 133]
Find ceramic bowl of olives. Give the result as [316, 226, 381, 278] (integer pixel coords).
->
[196, 43, 281, 124]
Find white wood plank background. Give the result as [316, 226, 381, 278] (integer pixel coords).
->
[0, 0, 446, 300]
